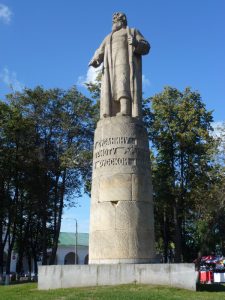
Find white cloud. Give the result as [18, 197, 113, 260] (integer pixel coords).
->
[78, 69, 151, 91]
[77, 66, 102, 87]
[211, 121, 224, 139]
[0, 4, 12, 24]
[0, 67, 24, 91]
[142, 74, 151, 89]
[211, 122, 225, 164]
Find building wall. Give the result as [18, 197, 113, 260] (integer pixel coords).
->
[8, 245, 89, 273]
[10, 252, 17, 273]
[56, 245, 88, 265]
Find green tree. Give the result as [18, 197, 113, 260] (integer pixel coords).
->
[0, 85, 97, 280]
[8, 86, 97, 265]
[0, 101, 36, 281]
[144, 86, 215, 262]
[192, 122, 225, 256]
[0, 102, 12, 280]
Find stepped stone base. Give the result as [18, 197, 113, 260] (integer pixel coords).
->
[38, 263, 197, 291]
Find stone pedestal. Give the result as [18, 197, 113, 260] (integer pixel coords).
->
[89, 116, 155, 264]
[38, 264, 197, 291]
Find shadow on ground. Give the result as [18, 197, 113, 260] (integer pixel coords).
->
[197, 283, 225, 292]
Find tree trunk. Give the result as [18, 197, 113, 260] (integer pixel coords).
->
[0, 185, 7, 283]
[32, 246, 38, 280]
[41, 220, 48, 265]
[27, 252, 32, 280]
[5, 246, 12, 285]
[163, 208, 169, 263]
[16, 247, 24, 274]
[0, 225, 4, 282]
[173, 201, 182, 262]
[5, 220, 16, 284]
[49, 171, 66, 265]
[41, 181, 49, 265]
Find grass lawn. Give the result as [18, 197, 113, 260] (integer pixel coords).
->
[1, 283, 225, 300]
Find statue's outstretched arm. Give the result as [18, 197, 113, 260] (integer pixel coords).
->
[89, 38, 106, 68]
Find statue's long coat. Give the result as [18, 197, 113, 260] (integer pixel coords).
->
[92, 27, 150, 118]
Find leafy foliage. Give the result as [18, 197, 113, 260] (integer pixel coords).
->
[143, 87, 223, 262]
[0, 86, 97, 275]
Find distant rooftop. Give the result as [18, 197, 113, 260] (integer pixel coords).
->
[59, 232, 89, 247]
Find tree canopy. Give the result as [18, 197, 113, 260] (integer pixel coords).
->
[0, 83, 224, 281]
[143, 87, 224, 262]
[0, 86, 98, 279]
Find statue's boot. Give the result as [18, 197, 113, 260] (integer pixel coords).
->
[117, 97, 131, 116]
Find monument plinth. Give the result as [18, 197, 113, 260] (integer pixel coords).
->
[38, 13, 196, 291]
[88, 11, 155, 264]
[89, 116, 155, 263]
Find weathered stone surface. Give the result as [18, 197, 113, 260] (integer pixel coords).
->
[89, 12, 150, 118]
[99, 174, 132, 202]
[89, 229, 155, 262]
[92, 116, 150, 178]
[91, 177, 100, 204]
[89, 116, 155, 263]
[115, 201, 154, 231]
[38, 264, 197, 291]
[90, 202, 116, 231]
[88, 13, 155, 264]
[132, 173, 153, 202]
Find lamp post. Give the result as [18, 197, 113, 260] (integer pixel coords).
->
[75, 219, 78, 265]
[64, 217, 78, 265]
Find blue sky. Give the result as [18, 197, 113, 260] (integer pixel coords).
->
[0, 0, 225, 233]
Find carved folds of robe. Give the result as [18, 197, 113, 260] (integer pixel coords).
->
[92, 27, 150, 118]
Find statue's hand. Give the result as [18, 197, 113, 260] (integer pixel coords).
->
[88, 59, 100, 68]
[127, 35, 138, 47]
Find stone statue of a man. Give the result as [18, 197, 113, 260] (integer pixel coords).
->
[89, 12, 150, 119]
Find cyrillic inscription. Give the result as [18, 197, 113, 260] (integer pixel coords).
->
[95, 136, 136, 149]
[93, 136, 150, 169]
[95, 157, 129, 168]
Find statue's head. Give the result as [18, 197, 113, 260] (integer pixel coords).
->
[112, 12, 127, 32]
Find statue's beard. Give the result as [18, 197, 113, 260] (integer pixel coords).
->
[112, 22, 125, 32]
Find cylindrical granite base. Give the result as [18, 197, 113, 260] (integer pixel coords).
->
[89, 116, 155, 263]
[89, 258, 156, 264]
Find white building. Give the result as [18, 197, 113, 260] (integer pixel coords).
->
[8, 232, 89, 273]
[57, 232, 89, 265]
